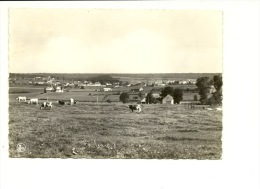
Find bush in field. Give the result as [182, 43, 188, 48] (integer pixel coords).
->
[146, 92, 156, 104]
[196, 77, 213, 104]
[213, 74, 223, 91]
[196, 75, 222, 105]
[138, 92, 144, 99]
[119, 92, 129, 103]
[172, 88, 183, 104]
[133, 96, 139, 100]
[207, 74, 222, 105]
[106, 99, 111, 103]
[160, 86, 174, 98]
[194, 94, 198, 101]
[44, 88, 47, 93]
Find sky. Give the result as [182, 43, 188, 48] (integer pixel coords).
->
[9, 9, 222, 73]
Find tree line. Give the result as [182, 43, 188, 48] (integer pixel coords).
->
[119, 74, 222, 105]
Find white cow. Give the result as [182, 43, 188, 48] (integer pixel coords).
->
[127, 105, 142, 113]
[69, 98, 77, 105]
[16, 96, 26, 102]
[216, 107, 222, 111]
[28, 98, 38, 105]
[40, 102, 53, 109]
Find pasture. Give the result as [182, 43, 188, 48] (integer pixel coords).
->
[9, 97, 222, 159]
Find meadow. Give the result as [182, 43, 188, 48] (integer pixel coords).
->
[9, 96, 222, 159]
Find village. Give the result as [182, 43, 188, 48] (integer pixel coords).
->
[9, 74, 216, 105]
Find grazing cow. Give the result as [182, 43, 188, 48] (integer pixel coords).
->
[58, 100, 65, 105]
[127, 105, 142, 113]
[40, 102, 53, 109]
[28, 98, 38, 105]
[69, 98, 77, 105]
[16, 96, 26, 102]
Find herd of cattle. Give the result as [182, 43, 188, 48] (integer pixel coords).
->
[15, 96, 222, 112]
[15, 96, 77, 110]
[15, 96, 143, 112]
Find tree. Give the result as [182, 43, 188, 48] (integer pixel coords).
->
[160, 86, 183, 104]
[146, 92, 156, 104]
[119, 92, 129, 103]
[138, 92, 144, 99]
[44, 88, 47, 93]
[196, 77, 213, 104]
[213, 74, 223, 91]
[211, 74, 223, 105]
[172, 88, 183, 104]
[194, 94, 198, 101]
[160, 86, 174, 98]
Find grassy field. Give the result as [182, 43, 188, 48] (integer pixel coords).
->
[9, 86, 199, 103]
[9, 97, 222, 159]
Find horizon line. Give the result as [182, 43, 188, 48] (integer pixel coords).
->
[9, 72, 222, 74]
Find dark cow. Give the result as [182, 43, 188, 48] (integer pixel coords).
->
[127, 105, 142, 113]
[58, 100, 65, 105]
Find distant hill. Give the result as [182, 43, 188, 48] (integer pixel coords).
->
[9, 73, 220, 81]
[88, 75, 119, 84]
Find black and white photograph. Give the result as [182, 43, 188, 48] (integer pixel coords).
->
[8, 9, 223, 159]
[0, 1, 259, 189]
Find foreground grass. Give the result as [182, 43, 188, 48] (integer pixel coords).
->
[9, 99, 222, 159]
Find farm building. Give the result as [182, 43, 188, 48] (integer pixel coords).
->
[56, 86, 63, 93]
[179, 80, 188, 84]
[209, 85, 217, 94]
[93, 82, 101, 86]
[103, 87, 112, 92]
[162, 95, 174, 105]
[131, 87, 143, 92]
[78, 84, 87, 88]
[141, 98, 146, 104]
[45, 87, 54, 93]
[35, 81, 46, 85]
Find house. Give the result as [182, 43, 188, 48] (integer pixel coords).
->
[162, 95, 174, 105]
[209, 85, 217, 94]
[147, 81, 154, 86]
[188, 79, 196, 84]
[45, 87, 54, 93]
[35, 81, 46, 85]
[93, 82, 101, 86]
[141, 98, 146, 104]
[131, 87, 143, 92]
[103, 87, 112, 92]
[56, 86, 63, 93]
[154, 80, 163, 86]
[179, 80, 188, 84]
[78, 83, 87, 88]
